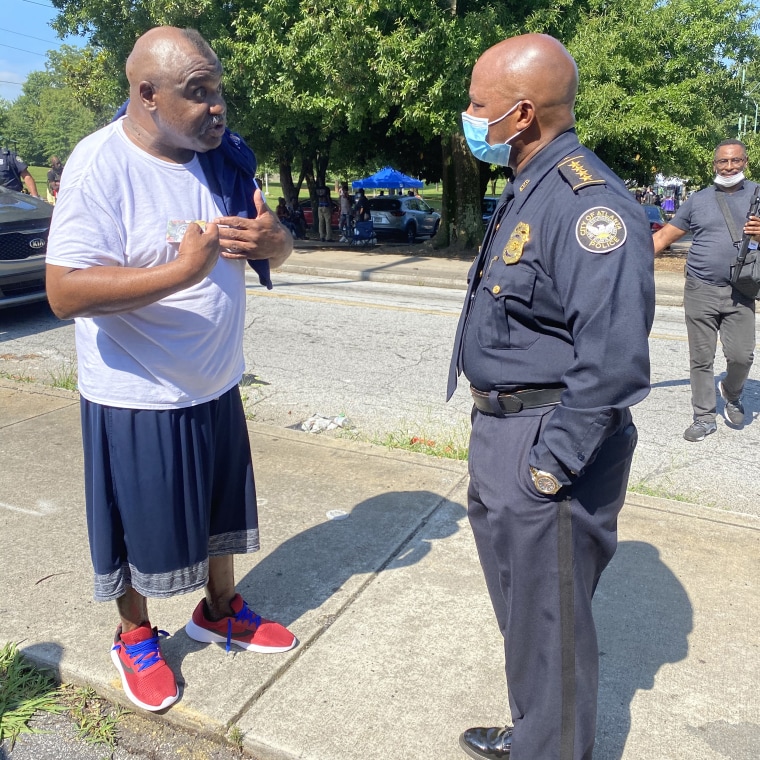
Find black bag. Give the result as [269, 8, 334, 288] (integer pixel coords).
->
[716, 184, 760, 299]
[731, 248, 760, 299]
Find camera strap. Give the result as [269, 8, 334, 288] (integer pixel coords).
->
[715, 185, 757, 247]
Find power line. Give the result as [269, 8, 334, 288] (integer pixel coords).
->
[0, 26, 59, 45]
[0, 80, 25, 86]
[0, 43, 46, 57]
[20, 0, 56, 7]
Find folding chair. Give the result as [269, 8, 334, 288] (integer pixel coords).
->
[349, 219, 377, 247]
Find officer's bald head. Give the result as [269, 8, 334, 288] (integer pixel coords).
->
[470, 34, 578, 148]
[477, 34, 577, 119]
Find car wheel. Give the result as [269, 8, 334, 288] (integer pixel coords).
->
[405, 223, 416, 244]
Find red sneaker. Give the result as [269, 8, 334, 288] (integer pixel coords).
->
[185, 594, 297, 653]
[110, 623, 179, 711]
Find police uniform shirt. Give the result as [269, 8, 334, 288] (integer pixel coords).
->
[670, 182, 756, 287]
[453, 129, 655, 483]
[0, 148, 28, 192]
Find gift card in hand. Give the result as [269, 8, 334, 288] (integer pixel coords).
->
[166, 219, 207, 242]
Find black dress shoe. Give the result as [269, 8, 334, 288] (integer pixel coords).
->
[459, 726, 513, 758]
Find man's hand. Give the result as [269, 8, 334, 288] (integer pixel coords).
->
[743, 214, 760, 238]
[177, 221, 221, 284]
[214, 189, 293, 269]
[46, 222, 221, 320]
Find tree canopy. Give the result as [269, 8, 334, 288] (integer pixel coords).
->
[0, 53, 97, 165]
[37, 0, 760, 243]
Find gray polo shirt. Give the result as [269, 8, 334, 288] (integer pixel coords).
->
[670, 181, 757, 286]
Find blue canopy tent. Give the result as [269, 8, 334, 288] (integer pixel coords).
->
[351, 166, 423, 190]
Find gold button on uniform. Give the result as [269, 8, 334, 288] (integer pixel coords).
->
[493, 285, 501, 294]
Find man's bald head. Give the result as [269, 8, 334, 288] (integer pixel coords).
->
[474, 34, 577, 122]
[126, 27, 220, 93]
[122, 27, 227, 162]
[126, 27, 220, 91]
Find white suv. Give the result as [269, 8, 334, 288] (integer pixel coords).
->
[368, 196, 441, 243]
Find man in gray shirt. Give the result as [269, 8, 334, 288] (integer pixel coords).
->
[654, 139, 760, 441]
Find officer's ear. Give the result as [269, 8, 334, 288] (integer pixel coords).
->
[513, 100, 536, 132]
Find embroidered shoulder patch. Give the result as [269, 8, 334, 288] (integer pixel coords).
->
[558, 154, 607, 192]
[576, 207, 627, 253]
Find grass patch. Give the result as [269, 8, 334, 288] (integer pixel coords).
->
[0, 370, 36, 384]
[59, 684, 124, 749]
[0, 642, 63, 747]
[374, 430, 469, 459]
[48, 358, 78, 391]
[340, 420, 470, 460]
[628, 480, 693, 503]
[239, 375, 265, 421]
[228, 724, 244, 751]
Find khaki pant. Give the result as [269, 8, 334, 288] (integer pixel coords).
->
[318, 206, 332, 241]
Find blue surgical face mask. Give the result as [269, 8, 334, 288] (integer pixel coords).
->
[461, 102, 523, 166]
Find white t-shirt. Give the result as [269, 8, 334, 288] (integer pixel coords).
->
[46, 118, 246, 409]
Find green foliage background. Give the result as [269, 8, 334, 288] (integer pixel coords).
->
[1, 0, 758, 224]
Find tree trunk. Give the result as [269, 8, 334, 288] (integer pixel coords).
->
[433, 132, 483, 251]
[278, 155, 296, 205]
[301, 156, 318, 234]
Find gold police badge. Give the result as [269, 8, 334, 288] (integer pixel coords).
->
[575, 207, 627, 253]
[504, 222, 530, 264]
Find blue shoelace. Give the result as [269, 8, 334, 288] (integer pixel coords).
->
[114, 629, 170, 671]
[225, 602, 261, 653]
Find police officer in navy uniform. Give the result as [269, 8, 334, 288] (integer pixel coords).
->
[449, 35, 654, 760]
[0, 145, 40, 197]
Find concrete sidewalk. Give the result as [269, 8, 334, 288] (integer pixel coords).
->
[1, 379, 758, 759]
[277, 240, 687, 306]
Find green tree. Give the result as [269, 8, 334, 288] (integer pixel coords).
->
[567, 0, 759, 186]
[47, 45, 125, 125]
[49, 0, 760, 246]
[3, 69, 97, 164]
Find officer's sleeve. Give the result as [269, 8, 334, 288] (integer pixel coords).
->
[528, 192, 655, 482]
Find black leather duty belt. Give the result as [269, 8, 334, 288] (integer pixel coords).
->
[470, 386, 563, 414]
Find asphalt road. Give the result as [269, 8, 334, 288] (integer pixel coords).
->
[2, 270, 760, 516]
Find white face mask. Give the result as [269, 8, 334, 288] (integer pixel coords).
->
[714, 171, 745, 188]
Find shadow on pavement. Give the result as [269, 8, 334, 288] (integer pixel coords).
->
[594, 540, 692, 759]
[164, 490, 467, 685]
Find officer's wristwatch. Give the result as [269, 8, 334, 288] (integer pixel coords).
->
[529, 466, 562, 495]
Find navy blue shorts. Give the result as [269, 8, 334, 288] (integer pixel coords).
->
[80, 386, 259, 602]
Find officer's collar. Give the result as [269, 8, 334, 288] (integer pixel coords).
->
[508, 130, 580, 211]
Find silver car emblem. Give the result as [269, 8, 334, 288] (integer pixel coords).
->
[29, 238, 46, 249]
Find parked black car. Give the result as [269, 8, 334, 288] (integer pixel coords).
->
[482, 195, 499, 224]
[0, 187, 52, 308]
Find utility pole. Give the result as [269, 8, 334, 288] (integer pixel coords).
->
[738, 65, 760, 138]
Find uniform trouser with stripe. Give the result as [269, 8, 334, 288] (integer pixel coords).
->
[467, 405, 637, 760]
